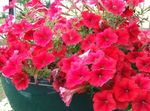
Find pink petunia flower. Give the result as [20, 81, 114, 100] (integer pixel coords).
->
[59, 55, 79, 73]
[92, 56, 117, 72]
[12, 72, 30, 90]
[82, 0, 98, 5]
[93, 90, 116, 111]
[34, 26, 53, 47]
[66, 63, 90, 89]
[85, 50, 105, 64]
[59, 87, 75, 107]
[62, 30, 82, 45]
[96, 28, 118, 49]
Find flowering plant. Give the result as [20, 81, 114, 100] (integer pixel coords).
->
[0, 0, 150, 111]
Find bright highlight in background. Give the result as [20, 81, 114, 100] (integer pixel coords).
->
[0, 0, 9, 12]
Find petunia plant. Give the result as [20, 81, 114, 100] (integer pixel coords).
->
[0, 0, 150, 111]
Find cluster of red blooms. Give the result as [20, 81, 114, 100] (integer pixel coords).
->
[0, 0, 150, 111]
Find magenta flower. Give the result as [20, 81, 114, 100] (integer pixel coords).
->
[136, 57, 150, 73]
[93, 90, 116, 111]
[62, 30, 82, 45]
[32, 51, 55, 69]
[12, 72, 30, 90]
[132, 90, 150, 111]
[34, 26, 53, 47]
[114, 78, 139, 102]
[96, 28, 118, 49]
[82, 11, 101, 28]
[100, 0, 125, 15]
[89, 69, 115, 87]
[2, 56, 22, 78]
[66, 64, 90, 89]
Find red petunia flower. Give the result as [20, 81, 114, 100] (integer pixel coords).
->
[93, 90, 116, 111]
[89, 69, 115, 87]
[136, 57, 150, 73]
[12, 72, 30, 90]
[2, 55, 22, 78]
[121, 8, 134, 17]
[114, 78, 139, 102]
[127, 23, 141, 42]
[132, 91, 150, 111]
[81, 34, 96, 51]
[116, 62, 136, 79]
[115, 99, 129, 110]
[116, 28, 129, 45]
[96, 28, 118, 49]
[104, 46, 125, 62]
[52, 46, 67, 58]
[82, 11, 101, 28]
[127, 51, 145, 63]
[100, 0, 125, 15]
[62, 30, 82, 45]
[13, 20, 32, 36]
[132, 74, 150, 90]
[126, 0, 144, 7]
[24, 30, 35, 40]
[32, 51, 55, 69]
[34, 26, 53, 47]
[7, 31, 19, 45]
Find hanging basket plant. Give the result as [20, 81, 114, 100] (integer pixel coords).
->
[0, 0, 150, 111]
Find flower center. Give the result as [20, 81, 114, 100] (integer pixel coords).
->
[88, 18, 94, 23]
[79, 75, 83, 80]
[143, 62, 149, 67]
[125, 89, 129, 93]
[141, 100, 146, 104]
[21, 78, 25, 81]
[98, 73, 102, 78]
[112, 5, 117, 9]
[43, 36, 48, 40]
[104, 36, 109, 41]
[104, 99, 108, 104]
[69, 36, 74, 41]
